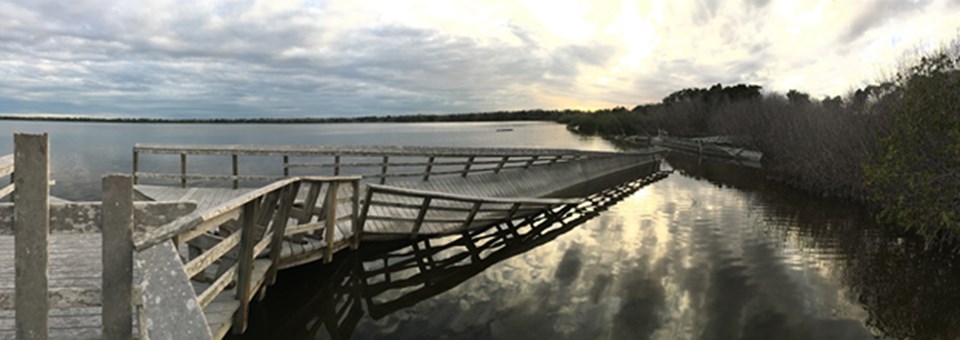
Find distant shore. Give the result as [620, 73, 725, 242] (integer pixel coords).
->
[0, 110, 572, 124]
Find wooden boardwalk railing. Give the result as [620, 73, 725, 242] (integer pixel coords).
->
[131, 175, 362, 339]
[236, 170, 672, 339]
[1, 135, 666, 339]
[131, 144, 648, 187]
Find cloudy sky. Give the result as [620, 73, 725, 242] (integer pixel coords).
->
[1, 0, 959, 118]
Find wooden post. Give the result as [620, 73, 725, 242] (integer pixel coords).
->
[549, 155, 562, 166]
[233, 201, 258, 334]
[333, 154, 341, 176]
[282, 155, 289, 177]
[460, 156, 474, 177]
[410, 197, 431, 238]
[14, 133, 49, 340]
[179, 152, 187, 188]
[232, 154, 239, 189]
[132, 150, 139, 184]
[422, 156, 435, 181]
[102, 174, 134, 340]
[357, 188, 374, 236]
[494, 156, 509, 173]
[323, 181, 339, 263]
[350, 180, 361, 249]
[524, 155, 540, 169]
[266, 183, 299, 285]
[461, 202, 482, 231]
[379, 156, 389, 184]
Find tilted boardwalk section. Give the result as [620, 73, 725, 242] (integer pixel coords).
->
[0, 137, 664, 339]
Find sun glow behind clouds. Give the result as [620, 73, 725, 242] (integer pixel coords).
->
[0, 0, 959, 117]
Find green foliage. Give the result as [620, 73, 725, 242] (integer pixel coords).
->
[864, 50, 960, 237]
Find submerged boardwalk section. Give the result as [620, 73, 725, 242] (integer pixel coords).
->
[1, 137, 665, 339]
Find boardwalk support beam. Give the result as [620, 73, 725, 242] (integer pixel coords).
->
[102, 174, 134, 340]
[14, 133, 50, 340]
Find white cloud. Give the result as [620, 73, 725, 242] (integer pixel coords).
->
[0, 0, 958, 117]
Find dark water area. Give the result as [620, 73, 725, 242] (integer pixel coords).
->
[228, 153, 960, 340]
[1, 120, 958, 339]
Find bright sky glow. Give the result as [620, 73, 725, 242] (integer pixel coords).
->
[1, 0, 958, 117]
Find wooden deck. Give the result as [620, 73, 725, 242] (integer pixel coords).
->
[1, 138, 666, 339]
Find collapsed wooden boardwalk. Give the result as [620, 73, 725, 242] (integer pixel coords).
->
[0, 134, 665, 339]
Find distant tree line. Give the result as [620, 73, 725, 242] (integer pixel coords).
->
[0, 109, 572, 124]
[562, 38, 960, 246]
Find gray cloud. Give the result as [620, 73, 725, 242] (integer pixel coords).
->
[841, 0, 935, 43]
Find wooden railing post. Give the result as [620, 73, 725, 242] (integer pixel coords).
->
[323, 181, 339, 263]
[422, 156, 435, 181]
[410, 197, 431, 238]
[266, 183, 299, 285]
[179, 152, 187, 188]
[334, 154, 341, 176]
[494, 156, 509, 173]
[233, 201, 258, 334]
[461, 156, 474, 177]
[102, 174, 134, 340]
[524, 155, 540, 169]
[357, 188, 374, 236]
[132, 150, 139, 184]
[379, 156, 389, 184]
[232, 154, 239, 189]
[14, 133, 50, 340]
[350, 180, 361, 249]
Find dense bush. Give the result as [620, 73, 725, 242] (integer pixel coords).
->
[864, 44, 960, 239]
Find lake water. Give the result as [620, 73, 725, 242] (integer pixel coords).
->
[1, 120, 958, 339]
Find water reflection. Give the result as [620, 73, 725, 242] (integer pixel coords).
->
[667, 153, 960, 340]
[233, 152, 960, 340]
[233, 170, 671, 340]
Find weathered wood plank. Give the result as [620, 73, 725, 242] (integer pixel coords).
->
[101, 174, 134, 340]
[0, 201, 196, 235]
[232, 202, 257, 334]
[14, 133, 49, 340]
[136, 241, 212, 340]
[0, 154, 13, 178]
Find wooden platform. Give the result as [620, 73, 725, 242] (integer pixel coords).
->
[0, 234, 141, 339]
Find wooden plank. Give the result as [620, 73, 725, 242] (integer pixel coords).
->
[101, 174, 134, 340]
[14, 133, 49, 340]
[205, 300, 240, 340]
[0, 201, 196, 236]
[133, 143, 657, 158]
[197, 265, 236, 309]
[0, 184, 12, 200]
[183, 232, 241, 278]
[0, 154, 13, 178]
[232, 202, 257, 334]
[136, 241, 212, 340]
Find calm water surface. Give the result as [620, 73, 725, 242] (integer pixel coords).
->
[1, 121, 957, 339]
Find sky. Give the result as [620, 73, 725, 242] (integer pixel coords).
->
[1, 0, 959, 118]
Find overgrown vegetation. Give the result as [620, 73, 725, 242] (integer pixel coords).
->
[564, 38, 960, 243]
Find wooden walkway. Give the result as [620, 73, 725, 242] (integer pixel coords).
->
[0, 137, 665, 339]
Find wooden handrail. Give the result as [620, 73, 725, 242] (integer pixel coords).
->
[365, 184, 579, 205]
[132, 143, 641, 157]
[0, 154, 12, 178]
